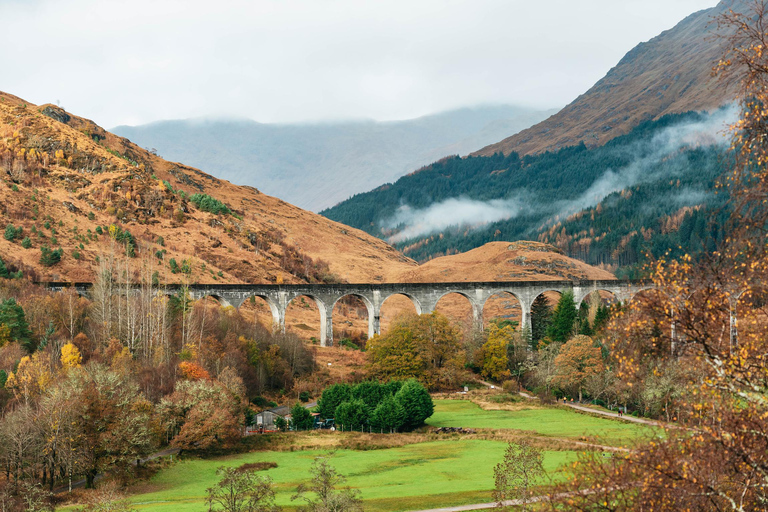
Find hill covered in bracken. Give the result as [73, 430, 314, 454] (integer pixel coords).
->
[473, 0, 738, 157]
[0, 92, 416, 284]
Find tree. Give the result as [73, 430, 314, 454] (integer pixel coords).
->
[290, 403, 314, 431]
[292, 455, 362, 512]
[493, 439, 544, 511]
[366, 320, 426, 384]
[369, 395, 405, 433]
[76, 482, 137, 512]
[552, 335, 603, 402]
[334, 399, 370, 431]
[74, 365, 154, 487]
[159, 379, 243, 453]
[317, 383, 352, 420]
[546, 291, 577, 344]
[480, 323, 513, 382]
[206, 466, 279, 512]
[0, 298, 33, 352]
[530, 295, 552, 347]
[60, 342, 82, 369]
[394, 379, 434, 431]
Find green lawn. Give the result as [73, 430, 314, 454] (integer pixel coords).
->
[129, 440, 573, 512]
[120, 401, 651, 511]
[428, 400, 650, 446]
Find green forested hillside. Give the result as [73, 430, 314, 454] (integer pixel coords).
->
[322, 110, 732, 275]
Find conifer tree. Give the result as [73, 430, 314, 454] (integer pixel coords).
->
[546, 291, 577, 344]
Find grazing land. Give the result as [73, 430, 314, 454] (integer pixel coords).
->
[117, 400, 651, 511]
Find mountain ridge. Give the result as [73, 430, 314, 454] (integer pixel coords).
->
[474, 0, 738, 157]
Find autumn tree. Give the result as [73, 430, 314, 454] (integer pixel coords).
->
[494, 439, 545, 512]
[480, 322, 513, 382]
[206, 466, 279, 512]
[367, 312, 465, 390]
[366, 320, 426, 383]
[551, 335, 603, 402]
[548, 5, 768, 508]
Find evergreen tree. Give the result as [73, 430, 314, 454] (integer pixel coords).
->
[0, 298, 33, 352]
[290, 402, 315, 431]
[317, 383, 352, 419]
[530, 295, 553, 347]
[0, 257, 8, 279]
[395, 379, 434, 431]
[547, 291, 578, 344]
[369, 395, 406, 433]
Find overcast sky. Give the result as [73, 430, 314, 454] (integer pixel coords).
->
[1, 0, 720, 127]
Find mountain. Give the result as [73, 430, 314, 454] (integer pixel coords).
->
[0, 91, 417, 284]
[111, 105, 555, 211]
[322, 109, 733, 276]
[474, 0, 738, 157]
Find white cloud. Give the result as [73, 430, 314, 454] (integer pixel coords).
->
[0, 0, 718, 127]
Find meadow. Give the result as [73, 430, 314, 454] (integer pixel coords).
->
[118, 399, 651, 511]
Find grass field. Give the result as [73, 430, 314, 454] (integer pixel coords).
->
[128, 439, 573, 511]
[428, 400, 651, 447]
[115, 400, 652, 511]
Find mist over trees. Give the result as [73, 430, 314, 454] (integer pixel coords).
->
[322, 110, 731, 275]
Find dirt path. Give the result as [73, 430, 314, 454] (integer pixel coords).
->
[515, 389, 660, 427]
[409, 490, 588, 512]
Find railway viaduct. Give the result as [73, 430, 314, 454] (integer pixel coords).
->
[48, 280, 652, 347]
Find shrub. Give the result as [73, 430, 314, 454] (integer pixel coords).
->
[299, 391, 310, 403]
[169, 258, 179, 273]
[88, 211, 95, 220]
[40, 246, 63, 266]
[189, 193, 231, 215]
[43, 220, 51, 230]
[4, 224, 21, 241]
[72, 250, 80, 260]
[95, 226, 103, 235]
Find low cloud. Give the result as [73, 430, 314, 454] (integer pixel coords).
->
[384, 197, 523, 243]
[381, 106, 737, 244]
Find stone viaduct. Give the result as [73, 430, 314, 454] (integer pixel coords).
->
[50, 280, 652, 347]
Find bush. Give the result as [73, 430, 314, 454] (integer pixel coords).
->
[95, 226, 103, 235]
[334, 399, 370, 431]
[169, 258, 179, 273]
[395, 379, 434, 431]
[40, 246, 63, 266]
[4, 224, 22, 241]
[72, 250, 80, 260]
[189, 193, 231, 215]
[299, 391, 310, 402]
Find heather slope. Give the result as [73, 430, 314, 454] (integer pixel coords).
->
[474, 0, 738, 157]
[0, 92, 415, 284]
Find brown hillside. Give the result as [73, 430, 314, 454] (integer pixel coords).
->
[474, 0, 739, 157]
[0, 92, 415, 284]
[394, 241, 615, 283]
